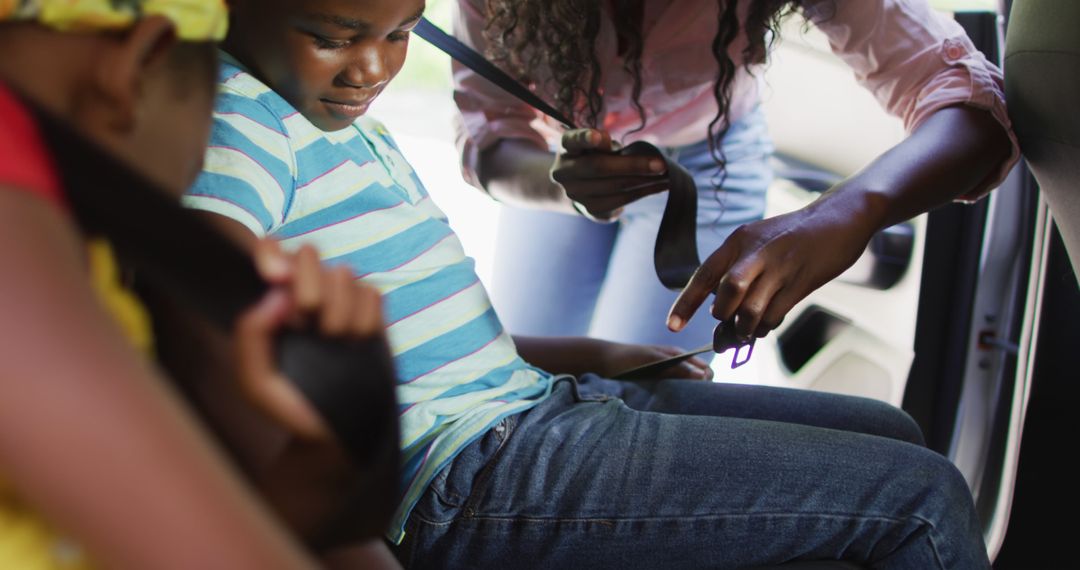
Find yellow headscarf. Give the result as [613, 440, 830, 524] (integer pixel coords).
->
[0, 0, 227, 41]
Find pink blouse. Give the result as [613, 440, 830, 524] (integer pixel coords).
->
[452, 0, 1019, 200]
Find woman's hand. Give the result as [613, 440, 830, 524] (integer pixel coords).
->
[668, 194, 876, 340]
[551, 128, 669, 220]
[234, 238, 384, 441]
[668, 105, 1014, 342]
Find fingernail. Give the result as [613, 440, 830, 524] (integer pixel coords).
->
[589, 131, 602, 145]
[667, 315, 684, 331]
[649, 159, 665, 173]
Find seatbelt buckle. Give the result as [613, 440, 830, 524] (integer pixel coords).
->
[713, 321, 755, 369]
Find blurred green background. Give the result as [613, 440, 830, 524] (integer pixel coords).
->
[388, 0, 454, 91]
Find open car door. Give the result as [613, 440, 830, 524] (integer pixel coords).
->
[757, 1, 1076, 565]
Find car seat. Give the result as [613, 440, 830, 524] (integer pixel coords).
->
[1005, 0, 1080, 280]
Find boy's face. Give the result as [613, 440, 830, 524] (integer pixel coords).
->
[227, 0, 425, 132]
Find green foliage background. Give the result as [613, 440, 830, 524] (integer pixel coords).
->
[390, 0, 454, 91]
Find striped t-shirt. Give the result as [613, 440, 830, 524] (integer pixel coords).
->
[185, 54, 554, 543]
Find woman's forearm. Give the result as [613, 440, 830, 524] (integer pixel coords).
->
[820, 105, 1013, 231]
[477, 139, 577, 213]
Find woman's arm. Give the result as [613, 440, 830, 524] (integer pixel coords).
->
[669, 0, 1020, 337]
[669, 104, 1011, 338]
[453, 0, 664, 217]
[0, 189, 316, 570]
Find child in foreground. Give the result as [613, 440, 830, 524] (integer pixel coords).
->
[0, 2, 395, 568]
[189, 0, 992, 568]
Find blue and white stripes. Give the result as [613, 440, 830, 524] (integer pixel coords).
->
[185, 53, 553, 543]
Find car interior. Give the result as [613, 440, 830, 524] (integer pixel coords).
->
[3, 0, 1071, 565]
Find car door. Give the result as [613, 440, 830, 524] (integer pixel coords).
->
[757, 1, 1072, 565]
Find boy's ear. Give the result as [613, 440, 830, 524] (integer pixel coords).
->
[87, 16, 178, 133]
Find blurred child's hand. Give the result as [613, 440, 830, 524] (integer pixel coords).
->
[551, 128, 668, 221]
[234, 238, 384, 441]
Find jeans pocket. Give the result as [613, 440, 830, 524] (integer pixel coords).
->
[413, 415, 519, 524]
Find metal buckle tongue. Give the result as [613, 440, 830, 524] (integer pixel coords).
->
[713, 321, 755, 369]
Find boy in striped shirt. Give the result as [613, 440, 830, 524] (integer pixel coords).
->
[187, 1, 992, 568]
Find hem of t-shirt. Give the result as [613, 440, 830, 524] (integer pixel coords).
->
[385, 370, 561, 545]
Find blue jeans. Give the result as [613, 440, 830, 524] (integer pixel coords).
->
[489, 109, 773, 349]
[393, 377, 990, 569]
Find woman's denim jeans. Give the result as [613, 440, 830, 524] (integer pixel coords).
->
[393, 377, 990, 569]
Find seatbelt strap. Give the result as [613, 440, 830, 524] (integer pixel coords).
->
[415, 18, 574, 128]
[415, 17, 701, 290]
[23, 97, 400, 546]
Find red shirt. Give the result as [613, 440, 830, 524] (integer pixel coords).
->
[0, 83, 64, 207]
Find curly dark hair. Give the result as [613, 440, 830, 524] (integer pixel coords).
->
[482, 0, 821, 179]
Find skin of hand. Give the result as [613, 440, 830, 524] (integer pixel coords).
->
[192, 215, 401, 567]
[513, 336, 713, 380]
[551, 128, 670, 221]
[234, 238, 385, 441]
[667, 105, 1013, 340]
[477, 129, 667, 218]
[234, 239, 406, 551]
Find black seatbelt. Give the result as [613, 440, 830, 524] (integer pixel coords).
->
[24, 98, 400, 547]
[415, 18, 575, 128]
[415, 17, 701, 291]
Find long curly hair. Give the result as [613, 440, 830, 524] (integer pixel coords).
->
[482, 0, 820, 179]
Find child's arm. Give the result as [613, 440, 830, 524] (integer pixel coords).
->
[0, 189, 316, 570]
[513, 335, 712, 380]
[154, 212, 402, 566]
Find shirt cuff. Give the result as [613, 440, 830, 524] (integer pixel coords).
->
[905, 38, 1021, 203]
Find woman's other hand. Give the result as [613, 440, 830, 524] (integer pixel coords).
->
[667, 195, 875, 340]
[666, 104, 1013, 341]
[551, 128, 669, 221]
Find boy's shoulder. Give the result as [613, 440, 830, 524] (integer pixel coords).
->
[214, 53, 295, 132]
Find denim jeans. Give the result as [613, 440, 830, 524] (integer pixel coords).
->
[393, 377, 990, 569]
[489, 108, 773, 349]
